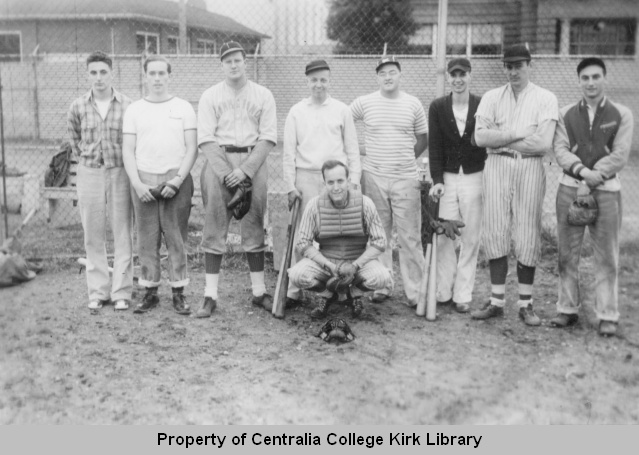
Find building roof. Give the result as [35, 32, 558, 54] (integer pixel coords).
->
[0, 0, 269, 39]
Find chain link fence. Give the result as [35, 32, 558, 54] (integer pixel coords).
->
[1, 0, 638, 259]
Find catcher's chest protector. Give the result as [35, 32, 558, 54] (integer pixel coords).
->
[317, 189, 368, 260]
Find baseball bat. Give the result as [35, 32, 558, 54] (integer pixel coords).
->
[415, 242, 432, 316]
[272, 198, 301, 319]
[426, 233, 438, 321]
[2, 208, 38, 251]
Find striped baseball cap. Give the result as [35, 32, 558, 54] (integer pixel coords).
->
[220, 41, 245, 60]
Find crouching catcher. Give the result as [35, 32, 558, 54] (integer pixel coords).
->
[288, 160, 393, 318]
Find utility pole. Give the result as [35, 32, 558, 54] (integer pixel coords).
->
[179, 0, 188, 54]
[435, 0, 449, 97]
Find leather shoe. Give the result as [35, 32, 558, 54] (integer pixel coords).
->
[133, 291, 159, 314]
[311, 294, 337, 319]
[285, 297, 304, 310]
[195, 297, 216, 318]
[454, 301, 471, 313]
[172, 293, 191, 315]
[351, 297, 364, 318]
[471, 301, 504, 320]
[519, 304, 541, 326]
[252, 293, 273, 312]
[598, 320, 618, 337]
[370, 293, 389, 304]
[550, 312, 578, 328]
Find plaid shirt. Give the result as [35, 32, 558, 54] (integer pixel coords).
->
[67, 88, 132, 168]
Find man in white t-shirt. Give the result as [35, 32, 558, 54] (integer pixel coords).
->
[122, 55, 198, 315]
[283, 59, 361, 308]
[350, 56, 428, 307]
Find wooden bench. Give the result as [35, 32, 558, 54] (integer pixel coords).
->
[41, 160, 80, 226]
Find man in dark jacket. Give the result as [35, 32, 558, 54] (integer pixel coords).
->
[551, 57, 634, 337]
[428, 58, 486, 313]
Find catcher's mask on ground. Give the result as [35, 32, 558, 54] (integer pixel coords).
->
[317, 318, 355, 343]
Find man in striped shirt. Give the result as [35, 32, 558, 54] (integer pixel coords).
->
[350, 56, 428, 307]
[67, 51, 133, 312]
[471, 44, 559, 326]
[288, 160, 392, 319]
[283, 59, 361, 308]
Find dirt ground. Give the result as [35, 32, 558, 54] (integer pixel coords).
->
[1, 248, 638, 425]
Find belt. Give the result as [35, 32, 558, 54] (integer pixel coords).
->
[496, 151, 542, 160]
[223, 146, 253, 154]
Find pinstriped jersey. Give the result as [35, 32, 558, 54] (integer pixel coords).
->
[351, 91, 428, 179]
[475, 82, 558, 156]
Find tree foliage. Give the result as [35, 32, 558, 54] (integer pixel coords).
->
[326, 0, 419, 54]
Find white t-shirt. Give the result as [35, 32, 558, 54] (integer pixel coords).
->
[123, 97, 197, 174]
[95, 98, 111, 120]
[453, 104, 469, 137]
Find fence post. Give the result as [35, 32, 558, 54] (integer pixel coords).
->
[31, 51, 41, 140]
[0, 68, 9, 239]
[435, 0, 449, 98]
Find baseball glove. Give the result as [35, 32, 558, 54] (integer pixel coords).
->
[567, 189, 598, 226]
[227, 177, 252, 220]
[317, 318, 355, 343]
[326, 261, 358, 293]
[438, 219, 465, 240]
[149, 182, 179, 200]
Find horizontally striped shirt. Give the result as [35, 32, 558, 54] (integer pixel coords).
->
[67, 88, 132, 168]
[296, 192, 386, 265]
[475, 82, 558, 156]
[351, 91, 428, 178]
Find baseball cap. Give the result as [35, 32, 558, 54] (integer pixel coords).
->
[502, 44, 531, 63]
[220, 41, 245, 60]
[305, 59, 330, 75]
[447, 57, 471, 73]
[376, 55, 401, 72]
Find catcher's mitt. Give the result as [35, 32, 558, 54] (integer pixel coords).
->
[567, 191, 598, 226]
[317, 318, 355, 343]
[227, 178, 252, 220]
[326, 261, 357, 293]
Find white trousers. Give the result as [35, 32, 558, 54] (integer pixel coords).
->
[436, 170, 483, 304]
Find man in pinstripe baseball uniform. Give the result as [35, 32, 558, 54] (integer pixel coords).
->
[288, 160, 392, 319]
[350, 56, 428, 307]
[196, 42, 277, 318]
[471, 44, 559, 326]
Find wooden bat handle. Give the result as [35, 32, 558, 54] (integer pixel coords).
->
[272, 198, 301, 318]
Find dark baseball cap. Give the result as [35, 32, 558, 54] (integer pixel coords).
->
[502, 44, 531, 63]
[376, 55, 401, 72]
[305, 59, 330, 75]
[447, 57, 471, 73]
[220, 41, 245, 60]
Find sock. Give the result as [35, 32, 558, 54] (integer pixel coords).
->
[205, 253, 223, 274]
[205, 274, 219, 300]
[517, 262, 535, 301]
[246, 252, 265, 272]
[489, 256, 508, 299]
[250, 271, 266, 297]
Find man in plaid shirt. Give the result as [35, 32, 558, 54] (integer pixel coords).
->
[67, 51, 133, 311]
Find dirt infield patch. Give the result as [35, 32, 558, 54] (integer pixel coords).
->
[1, 253, 638, 424]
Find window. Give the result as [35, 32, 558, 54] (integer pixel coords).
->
[409, 24, 434, 54]
[167, 36, 189, 54]
[0, 32, 21, 62]
[194, 39, 216, 55]
[569, 18, 636, 55]
[136, 32, 159, 54]
[430, 23, 502, 56]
